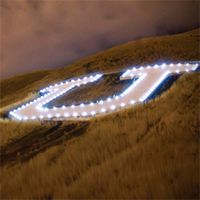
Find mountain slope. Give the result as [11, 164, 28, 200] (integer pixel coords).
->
[0, 28, 199, 199]
[1, 70, 199, 199]
[0, 28, 199, 108]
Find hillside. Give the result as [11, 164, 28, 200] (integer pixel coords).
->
[0, 29, 199, 109]
[0, 29, 199, 199]
[1, 70, 199, 199]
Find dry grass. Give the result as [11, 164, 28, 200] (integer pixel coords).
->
[1, 71, 199, 199]
[1, 28, 199, 199]
[0, 69, 50, 108]
[0, 92, 39, 118]
[0, 120, 52, 146]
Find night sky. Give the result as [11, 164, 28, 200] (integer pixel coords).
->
[1, 1, 199, 79]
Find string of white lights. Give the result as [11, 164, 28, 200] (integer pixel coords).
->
[139, 70, 170, 102]
[8, 62, 199, 120]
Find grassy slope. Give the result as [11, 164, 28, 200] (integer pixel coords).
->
[1, 71, 199, 199]
[0, 29, 199, 108]
[0, 29, 199, 199]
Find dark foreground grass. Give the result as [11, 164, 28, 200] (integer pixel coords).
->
[1, 121, 89, 167]
[1, 71, 199, 199]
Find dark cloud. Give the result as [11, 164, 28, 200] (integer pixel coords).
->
[0, 0, 199, 79]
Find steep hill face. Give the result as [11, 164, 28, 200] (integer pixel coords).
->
[0, 28, 199, 199]
[0, 28, 199, 108]
[1, 70, 199, 199]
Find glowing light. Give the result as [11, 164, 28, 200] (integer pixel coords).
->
[110, 105, 116, 110]
[82, 112, 87, 117]
[39, 115, 44, 119]
[73, 112, 78, 117]
[56, 114, 60, 118]
[31, 116, 36, 120]
[80, 103, 85, 108]
[101, 108, 106, 113]
[192, 64, 199, 71]
[9, 112, 22, 120]
[154, 64, 159, 68]
[177, 63, 182, 66]
[91, 111, 96, 115]
[9, 61, 197, 120]
[47, 114, 52, 119]
[96, 74, 102, 78]
[107, 97, 111, 102]
[53, 107, 57, 110]
[64, 113, 69, 117]
[139, 70, 170, 102]
[99, 100, 103, 104]
[121, 103, 125, 107]
[62, 105, 66, 109]
[130, 100, 135, 104]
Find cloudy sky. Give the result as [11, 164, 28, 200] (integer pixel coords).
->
[1, 0, 199, 79]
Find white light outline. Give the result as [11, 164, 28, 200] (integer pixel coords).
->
[8, 62, 198, 120]
[139, 70, 170, 102]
